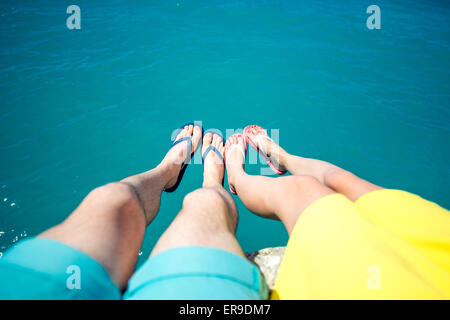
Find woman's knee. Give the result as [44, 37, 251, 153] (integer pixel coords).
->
[283, 175, 327, 194]
[323, 169, 382, 201]
[324, 169, 356, 188]
[278, 175, 334, 207]
[273, 175, 334, 234]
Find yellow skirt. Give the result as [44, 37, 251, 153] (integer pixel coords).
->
[271, 189, 450, 299]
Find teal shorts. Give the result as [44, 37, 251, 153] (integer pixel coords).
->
[0, 238, 121, 299]
[124, 246, 267, 300]
[0, 238, 267, 300]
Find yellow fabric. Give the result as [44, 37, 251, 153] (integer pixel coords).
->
[271, 190, 450, 299]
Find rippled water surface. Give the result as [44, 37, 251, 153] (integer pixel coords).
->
[0, 0, 449, 264]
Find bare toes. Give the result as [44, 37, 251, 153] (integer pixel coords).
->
[203, 132, 213, 146]
[213, 134, 222, 148]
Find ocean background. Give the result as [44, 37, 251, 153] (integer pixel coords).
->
[0, 0, 449, 266]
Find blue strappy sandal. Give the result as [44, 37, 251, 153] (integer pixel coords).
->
[202, 131, 225, 186]
[164, 123, 203, 193]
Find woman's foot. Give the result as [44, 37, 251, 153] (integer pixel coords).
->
[225, 134, 247, 194]
[202, 133, 225, 188]
[160, 124, 202, 190]
[245, 126, 288, 172]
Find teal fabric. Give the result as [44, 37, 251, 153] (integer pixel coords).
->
[0, 238, 121, 300]
[124, 246, 268, 300]
[0, 240, 267, 300]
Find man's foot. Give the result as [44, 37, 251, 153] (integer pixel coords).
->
[202, 132, 225, 188]
[245, 126, 288, 172]
[160, 124, 202, 190]
[225, 134, 246, 194]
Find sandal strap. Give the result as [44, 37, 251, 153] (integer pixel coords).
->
[202, 145, 224, 164]
[226, 144, 246, 161]
[255, 134, 274, 154]
[171, 136, 192, 164]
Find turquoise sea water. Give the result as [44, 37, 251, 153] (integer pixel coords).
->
[0, 1, 449, 265]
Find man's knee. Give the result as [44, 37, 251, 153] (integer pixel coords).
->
[182, 187, 229, 212]
[181, 187, 238, 229]
[83, 182, 143, 216]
